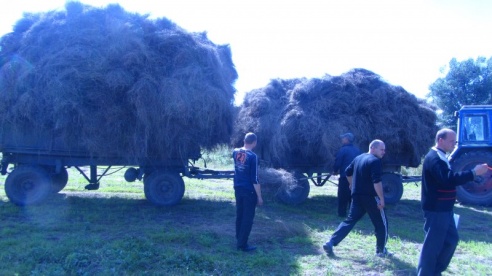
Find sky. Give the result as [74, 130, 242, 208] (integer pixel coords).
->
[1, 0, 491, 104]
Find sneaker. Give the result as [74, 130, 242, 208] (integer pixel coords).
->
[376, 248, 393, 258]
[323, 242, 334, 256]
[238, 245, 257, 252]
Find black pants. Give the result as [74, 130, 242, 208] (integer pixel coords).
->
[417, 211, 458, 276]
[337, 176, 351, 217]
[235, 188, 257, 248]
[329, 194, 389, 253]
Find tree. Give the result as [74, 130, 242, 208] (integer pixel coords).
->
[428, 56, 492, 128]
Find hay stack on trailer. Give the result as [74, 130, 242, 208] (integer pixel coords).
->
[0, 2, 237, 161]
[232, 69, 438, 204]
[0, 2, 237, 206]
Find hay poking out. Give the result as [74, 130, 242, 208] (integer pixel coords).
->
[233, 69, 438, 173]
[258, 167, 298, 200]
[0, 2, 237, 161]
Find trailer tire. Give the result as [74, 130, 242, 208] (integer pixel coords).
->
[144, 171, 185, 206]
[276, 171, 310, 205]
[452, 151, 492, 206]
[51, 167, 69, 193]
[382, 173, 403, 205]
[5, 165, 52, 206]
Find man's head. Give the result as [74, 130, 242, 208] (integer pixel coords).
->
[244, 132, 257, 149]
[340, 132, 354, 144]
[369, 139, 385, 159]
[435, 128, 457, 153]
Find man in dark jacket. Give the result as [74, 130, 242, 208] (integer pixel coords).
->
[323, 140, 390, 257]
[417, 128, 488, 275]
[333, 132, 361, 217]
[233, 132, 263, 252]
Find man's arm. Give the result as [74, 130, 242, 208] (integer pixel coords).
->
[254, 183, 263, 206]
[333, 148, 344, 175]
[374, 182, 384, 209]
[250, 154, 263, 206]
[345, 159, 355, 190]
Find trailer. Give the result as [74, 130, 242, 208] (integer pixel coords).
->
[268, 105, 492, 207]
[254, 144, 415, 206]
[0, 123, 234, 206]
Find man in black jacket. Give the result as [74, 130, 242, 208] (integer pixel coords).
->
[417, 128, 488, 275]
[333, 133, 361, 217]
[323, 139, 390, 257]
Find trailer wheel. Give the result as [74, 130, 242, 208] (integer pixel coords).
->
[5, 165, 52, 206]
[452, 151, 492, 206]
[276, 171, 310, 205]
[382, 173, 403, 205]
[51, 167, 69, 193]
[144, 171, 185, 206]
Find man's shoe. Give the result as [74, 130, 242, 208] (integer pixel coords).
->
[323, 242, 334, 256]
[376, 248, 393, 258]
[238, 245, 257, 252]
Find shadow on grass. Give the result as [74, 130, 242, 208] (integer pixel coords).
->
[0, 192, 309, 275]
[305, 194, 492, 244]
[1, 190, 489, 275]
[350, 254, 418, 276]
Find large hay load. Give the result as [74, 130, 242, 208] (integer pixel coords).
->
[0, 2, 237, 206]
[233, 69, 438, 204]
[0, 2, 237, 161]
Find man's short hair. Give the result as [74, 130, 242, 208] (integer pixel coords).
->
[369, 139, 384, 149]
[435, 128, 455, 143]
[244, 132, 257, 144]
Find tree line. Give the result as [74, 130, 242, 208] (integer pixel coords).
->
[428, 56, 492, 128]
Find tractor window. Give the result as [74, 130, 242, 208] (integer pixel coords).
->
[463, 115, 488, 141]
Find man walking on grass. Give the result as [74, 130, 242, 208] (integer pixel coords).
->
[233, 132, 263, 252]
[323, 139, 390, 257]
[417, 128, 488, 275]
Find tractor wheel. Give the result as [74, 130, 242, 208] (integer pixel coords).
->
[51, 167, 69, 193]
[144, 171, 185, 206]
[452, 151, 492, 206]
[5, 165, 52, 206]
[276, 171, 310, 205]
[382, 173, 403, 205]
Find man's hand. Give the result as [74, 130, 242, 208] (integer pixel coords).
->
[473, 163, 489, 176]
[257, 197, 263, 206]
[253, 183, 262, 206]
[373, 182, 385, 210]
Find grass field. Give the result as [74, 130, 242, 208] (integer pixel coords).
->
[0, 162, 491, 275]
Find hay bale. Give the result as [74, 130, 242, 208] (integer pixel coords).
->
[0, 2, 237, 161]
[258, 167, 298, 201]
[233, 69, 438, 171]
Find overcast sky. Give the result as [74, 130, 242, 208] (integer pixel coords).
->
[1, 0, 491, 104]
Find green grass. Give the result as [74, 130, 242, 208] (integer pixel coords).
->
[0, 164, 490, 275]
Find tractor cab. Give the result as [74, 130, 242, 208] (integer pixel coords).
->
[450, 105, 492, 206]
[455, 105, 492, 147]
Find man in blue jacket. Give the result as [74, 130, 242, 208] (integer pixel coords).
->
[233, 132, 263, 252]
[417, 128, 488, 275]
[333, 133, 361, 217]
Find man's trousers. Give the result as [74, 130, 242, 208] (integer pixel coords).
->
[329, 194, 389, 253]
[417, 211, 458, 276]
[337, 176, 351, 217]
[235, 188, 257, 249]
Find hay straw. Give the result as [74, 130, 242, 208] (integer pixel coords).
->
[0, 2, 237, 161]
[233, 69, 438, 172]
